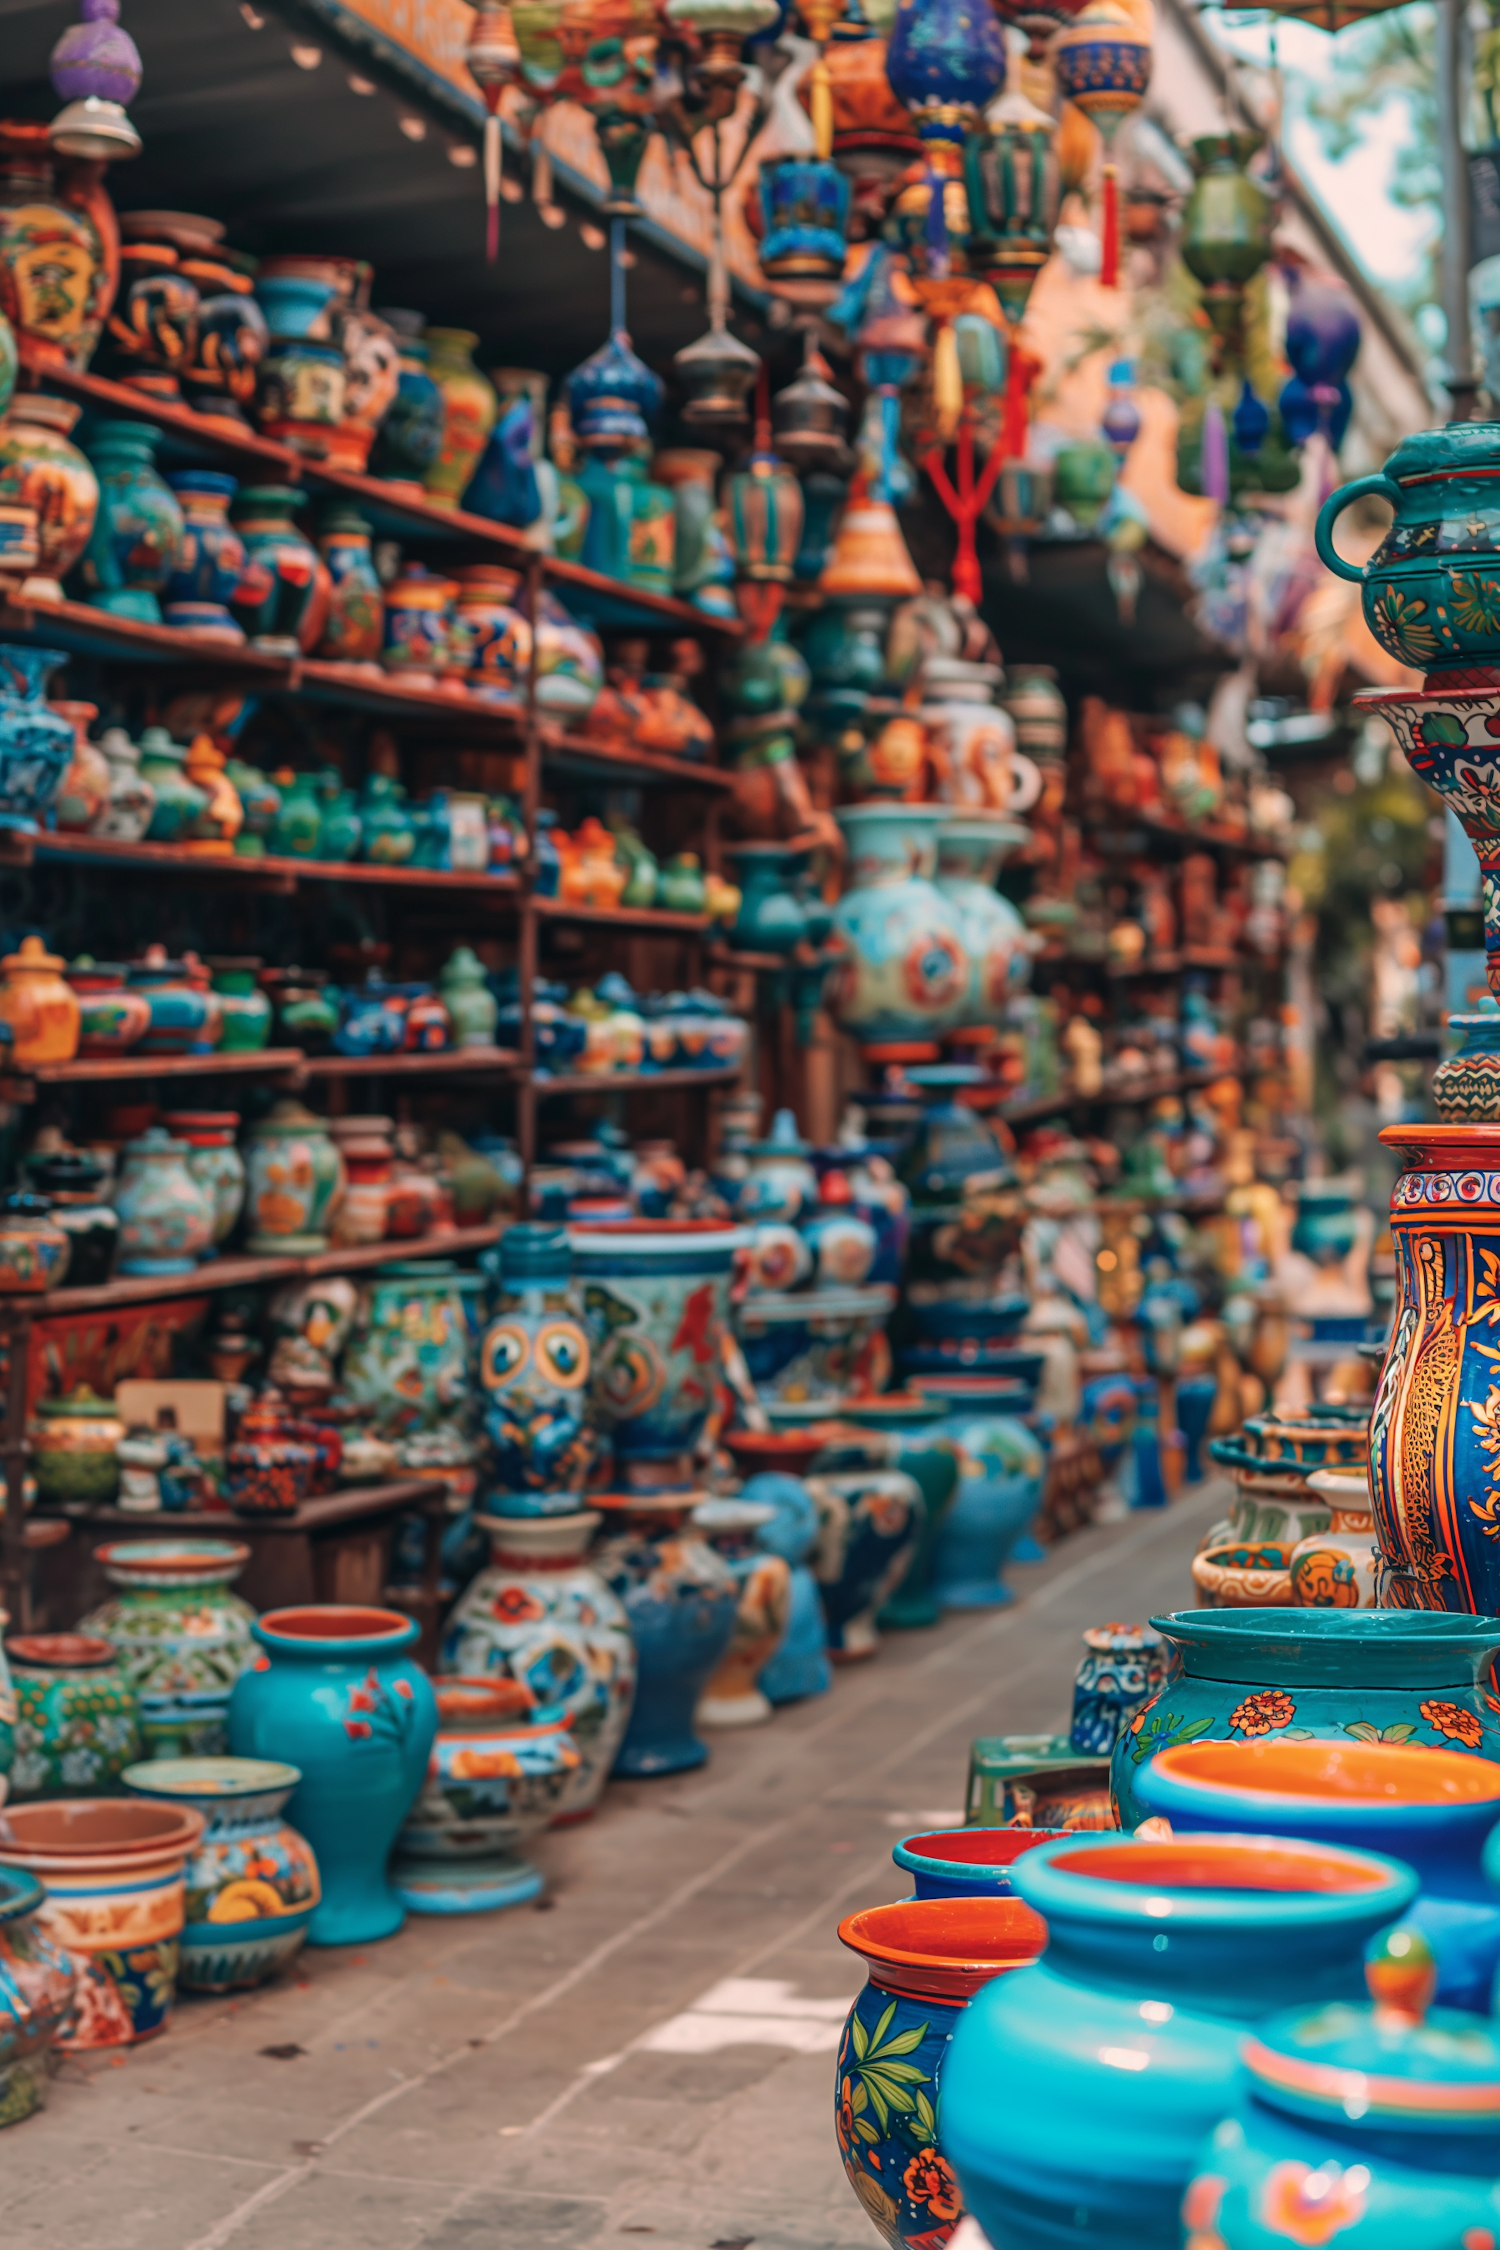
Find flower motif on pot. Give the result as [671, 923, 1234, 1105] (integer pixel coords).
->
[340, 1261, 481, 1444]
[0, 393, 97, 598]
[121, 1756, 319, 1991]
[392, 1680, 581, 1914]
[0, 123, 110, 370]
[569, 1220, 749, 1474]
[113, 1126, 214, 1275]
[243, 1098, 344, 1256]
[592, 1495, 739, 1777]
[7, 1635, 140, 1799]
[77, 419, 184, 624]
[808, 1467, 921, 1661]
[228, 486, 322, 654]
[78, 1538, 258, 1757]
[831, 804, 973, 1042]
[0, 644, 71, 833]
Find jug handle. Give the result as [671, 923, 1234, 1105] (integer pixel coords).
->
[1005, 751, 1043, 816]
[1314, 473, 1401, 585]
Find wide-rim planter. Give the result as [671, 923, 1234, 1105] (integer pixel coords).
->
[391, 1676, 580, 1915]
[0, 1863, 78, 2125]
[892, 1826, 1067, 1901]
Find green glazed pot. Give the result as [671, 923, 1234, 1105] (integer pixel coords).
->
[1316, 420, 1500, 673]
[29, 1386, 124, 1508]
[137, 727, 208, 843]
[268, 769, 321, 859]
[243, 1098, 344, 1254]
[315, 770, 360, 862]
[76, 419, 184, 623]
[438, 946, 497, 1048]
[78, 1539, 257, 1756]
[208, 961, 272, 1052]
[7, 1633, 141, 1798]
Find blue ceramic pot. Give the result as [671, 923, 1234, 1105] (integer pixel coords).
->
[943, 1834, 1419, 2250]
[568, 1219, 749, 1475]
[821, 1396, 957, 1632]
[808, 1461, 922, 1660]
[477, 1223, 596, 1514]
[758, 156, 850, 281]
[908, 1374, 1045, 1609]
[0, 1865, 76, 2123]
[1176, 1371, 1217, 1483]
[254, 275, 336, 339]
[723, 843, 809, 955]
[1138, 1735, 1500, 2013]
[163, 471, 244, 640]
[77, 420, 183, 623]
[369, 321, 446, 482]
[1072, 1623, 1166, 1757]
[1113, 1609, 1500, 1832]
[0, 646, 72, 833]
[228, 1605, 437, 1946]
[592, 1497, 738, 1776]
[831, 806, 972, 1043]
[892, 1827, 1065, 1902]
[736, 1468, 831, 1706]
[734, 1284, 897, 1402]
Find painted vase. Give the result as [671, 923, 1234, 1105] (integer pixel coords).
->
[808, 1463, 922, 1660]
[113, 1126, 215, 1275]
[725, 843, 810, 955]
[229, 486, 322, 653]
[477, 1223, 595, 1512]
[391, 1678, 581, 1915]
[382, 563, 455, 677]
[121, 1755, 319, 1991]
[892, 1827, 1064, 1902]
[227, 1604, 438, 1946]
[534, 588, 604, 716]
[934, 816, 1032, 1027]
[723, 1456, 831, 1706]
[440, 946, 499, 1048]
[224, 1394, 314, 1517]
[422, 328, 497, 509]
[209, 960, 272, 1051]
[51, 695, 107, 830]
[315, 770, 360, 861]
[809, 1397, 957, 1634]
[0, 644, 72, 832]
[453, 564, 531, 703]
[137, 729, 208, 842]
[1138, 1735, 1500, 2013]
[29, 1385, 124, 1508]
[341, 1261, 480, 1443]
[0, 1191, 69, 1292]
[66, 960, 147, 1058]
[944, 1834, 1419, 2250]
[0, 1864, 76, 2123]
[1112, 1608, 1500, 1833]
[0, 123, 108, 370]
[162, 470, 245, 640]
[226, 761, 280, 854]
[243, 1098, 345, 1255]
[592, 1494, 739, 1777]
[77, 419, 183, 623]
[909, 1374, 1046, 1610]
[368, 315, 445, 484]
[1189, 1930, 1500, 2250]
[359, 771, 416, 862]
[95, 727, 155, 840]
[568, 1219, 750, 1479]
[79, 1538, 257, 1757]
[315, 505, 383, 661]
[125, 946, 212, 1052]
[0, 1799, 205, 2050]
[734, 1288, 893, 1400]
[1287, 1467, 1379, 1608]
[835, 1897, 1046, 2250]
[831, 804, 972, 1043]
[268, 767, 321, 858]
[0, 934, 77, 1064]
[6, 1634, 141, 1799]
[0, 393, 97, 597]
[694, 1497, 792, 1728]
[1070, 1623, 1166, 1756]
[162, 1109, 246, 1248]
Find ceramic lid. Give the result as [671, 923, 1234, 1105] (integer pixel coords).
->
[1, 935, 63, 974]
[1384, 420, 1500, 482]
[121, 1755, 302, 1799]
[1242, 1929, 1500, 2134]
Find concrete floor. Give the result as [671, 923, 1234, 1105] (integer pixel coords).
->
[5, 1479, 1225, 2250]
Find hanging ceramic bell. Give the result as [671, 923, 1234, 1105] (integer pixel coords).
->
[49, 0, 143, 159]
[772, 333, 851, 473]
[1052, 0, 1151, 287]
[565, 323, 664, 460]
[818, 474, 922, 602]
[964, 85, 1060, 326]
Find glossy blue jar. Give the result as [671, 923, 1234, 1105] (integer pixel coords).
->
[1138, 1735, 1500, 2013]
[908, 1373, 1044, 1609]
[740, 1467, 831, 1706]
[228, 1605, 437, 1946]
[893, 1826, 1064, 1902]
[592, 1496, 738, 1776]
[943, 1833, 1419, 2250]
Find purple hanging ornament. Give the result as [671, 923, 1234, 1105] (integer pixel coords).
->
[1199, 395, 1230, 505]
[50, 0, 143, 160]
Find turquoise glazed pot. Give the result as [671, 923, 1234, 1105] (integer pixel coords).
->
[0, 645, 72, 833]
[592, 1495, 738, 1776]
[568, 1219, 749, 1476]
[909, 1374, 1045, 1610]
[228, 1605, 438, 1947]
[77, 420, 183, 623]
[943, 1833, 1419, 2250]
[0, 1865, 76, 2124]
[830, 804, 972, 1044]
[1138, 1735, 1500, 2013]
[477, 1223, 596, 1514]
[228, 485, 320, 653]
[724, 843, 810, 955]
[835, 1897, 1045, 2250]
[163, 471, 245, 640]
[934, 816, 1032, 1028]
[820, 1396, 957, 1632]
[892, 1827, 1065, 1902]
[340, 1260, 480, 1448]
[121, 1756, 320, 1992]
[1112, 1609, 1500, 1832]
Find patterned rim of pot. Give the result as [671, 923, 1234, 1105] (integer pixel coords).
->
[117, 1755, 304, 1799]
[1149, 1607, 1500, 1685]
[0, 1796, 206, 1870]
[94, 1538, 251, 1586]
[836, 1896, 1047, 2000]
[567, 1218, 753, 1261]
[5, 1632, 118, 1669]
[251, 1604, 417, 1653]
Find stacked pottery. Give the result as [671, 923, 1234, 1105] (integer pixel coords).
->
[1196, 1407, 1361, 1607]
[441, 1511, 637, 1822]
[592, 1495, 739, 1776]
[122, 1756, 320, 1991]
[942, 1834, 1419, 2250]
[79, 1538, 258, 1756]
[0, 1798, 207, 2048]
[228, 1605, 438, 1946]
[0, 1868, 77, 2124]
[391, 1678, 581, 1915]
[693, 1498, 791, 1728]
[6, 1633, 141, 1797]
[835, 1897, 1046, 2250]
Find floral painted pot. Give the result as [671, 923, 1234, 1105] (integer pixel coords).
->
[0, 393, 97, 598]
[6, 1634, 141, 1799]
[734, 1285, 897, 1402]
[422, 327, 497, 510]
[243, 1098, 345, 1255]
[0, 1798, 207, 2049]
[934, 816, 1033, 1027]
[944, 1834, 1420, 2250]
[79, 1539, 257, 1757]
[229, 486, 322, 653]
[162, 1109, 246, 1249]
[568, 1220, 750, 1477]
[341, 1261, 480, 1446]
[1071, 1623, 1166, 1757]
[77, 420, 183, 623]
[1289, 1468, 1379, 1608]
[965, 1733, 1114, 1829]
[228, 1605, 438, 1946]
[1112, 1609, 1500, 1833]
[0, 643, 72, 834]
[693, 1497, 791, 1729]
[391, 1678, 580, 1914]
[315, 505, 383, 661]
[592, 1495, 739, 1777]
[724, 1460, 831, 1707]
[0, 1190, 69, 1292]
[163, 470, 245, 640]
[121, 1756, 319, 1991]
[908, 1374, 1046, 1610]
[892, 1827, 1065, 1902]
[1190, 1542, 1295, 1609]
[830, 804, 972, 1044]
[442, 1511, 636, 1822]
[811, 1396, 958, 1633]
[29, 1386, 124, 1509]
[835, 1897, 1046, 2250]
[477, 1224, 596, 1513]
[452, 565, 530, 703]
[225, 1394, 314, 1518]
[1315, 424, 1500, 676]
[1139, 1736, 1500, 2013]
[0, 1865, 76, 2123]
[114, 1126, 215, 1276]
[808, 1462, 922, 1661]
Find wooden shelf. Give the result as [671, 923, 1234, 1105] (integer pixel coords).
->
[543, 731, 735, 792]
[19, 830, 521, 899]
[68, 1476, 437, 1538]
[1000, 1067, 1218, 1126]
[534, 898, 715, 935]
[25, 363, 299, 477]
[19, 1047, 304, 1086]
[0, 595, 292, 673]
[291, 659, 527, 731]
[15, 1223, 506, 1316]
[297, 1046, 518, 1081]
[532, 1066, 742, 1097]
[708, 945, 793, 973]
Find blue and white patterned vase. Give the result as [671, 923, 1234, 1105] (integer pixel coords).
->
[476, 1223, 596, 1516]
[1069, 1621, 1165, 1756]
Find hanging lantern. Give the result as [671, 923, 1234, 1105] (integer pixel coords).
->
[964, 85, 1059, 326]
[565, 232, 666, 458]
[1100, 355, 1140, 460]
[1051, 0, 1150, 289]
[758, 156, 853, 285]
[1179, 130, 1273, 353]
[1278, 266, 1359, 451]
[726, 374, 805, 636]
[773, 332, 852, 471]
[578, 0, 666, 217]
[803, 0, 922, 188]
[674, 315, 761, 424]
[819, 472, 923, 601]
[49, 0, 142, 160]
[800, 0, 849, 162]
[464, 0, 522, 259]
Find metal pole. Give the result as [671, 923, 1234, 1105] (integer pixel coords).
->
[1440, 0, 1481, 418]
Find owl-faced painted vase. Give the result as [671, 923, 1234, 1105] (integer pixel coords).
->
[477, 1223, 596, 1515]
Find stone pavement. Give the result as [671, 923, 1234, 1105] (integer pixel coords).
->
[5, 1478, 1226, 2250]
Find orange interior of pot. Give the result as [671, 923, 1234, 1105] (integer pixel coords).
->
[260, 1605, 412, 1640]
[839, 1896, 1047, 1971]
[1156, 1738, 1500, 1805]
[901, 1828, 1067, 1868]
[433, 1676, 536, 1725]
[1049, 1839, 1390, 1893]
[0, 1797, 202, 1854]
[4, 1633, 115, 1668]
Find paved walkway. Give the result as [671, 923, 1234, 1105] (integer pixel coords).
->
[7, 1480, 1225, 2250]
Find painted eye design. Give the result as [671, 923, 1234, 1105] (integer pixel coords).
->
[535, 1320, 589, 1389]
[599, 1335, 665, 1417]
[482, 1321, 531, 1388]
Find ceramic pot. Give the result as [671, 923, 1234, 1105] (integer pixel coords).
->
[328, 1114, 392, 1245]
[813, 1396, 959, 1633]
[208, 959, 272, 1051]
[358, 772, 416, 863]
[476, 1224, 595, 1512]
[120, 1755, 319, 1991]
[162, 470, 245, 639]
[592, 1494, 739, 1777]
[934, 817, 1032, 1027]
[50, 696, 107, 830]
[243, 1098, 345, 1255]
[439, 946, 499, 1049]
[1190, 1542, 1296, 1609]
[1288, 1467, 1379, 1608]
[6, 1633, 140, 1799]
[391, 1678, 580, 1914]
[1069, 1623, 1166, 1755]
[25, 1150, 118, 1283]
[137, 728, 208, 841]
[79, 1537, 257, 1757]
[1002, 666, 1067, 762]
[77, 420, 183, 622]
[29, 1386, 123, 1509]
[65, 960, 147, 1059]
[534, 588, 604, 716]
[227, 1605, 438, 1946]
[835, 1897, 1046, 2250]
[368, 314, 445, 484]
[724, 843, 810, 955]
[964, 1733, 1113, 1827]
[922, 662, 1040, 816]
[314, 504, 383, 661]
[1112, 1609, 1500, 1832]
[382, 563, 455, 678]
[452, 564, 530, 703]
[734, 1285, 898, 1402]
[0, 124, 108, 370]
[257, 333, 345, 444]
[266, 766, 321, 859]
[94, 727, 155, 840]
[0, 644, 72, 832]
[229, 486, 322, 653]
[908, 1373, 1046, 1609]
[0, 934, 77, 1064]
[226, 761, 281, 853]
[808, 1462, 922, 1660]
[113, 1126, 214, 1275]
[225, 1394, 314, 1517]
[126, 944, 212, 1051]
[738, 1107, 818, 1223]
[723, 1456, 831, 1706]
[0, 1190, 68, 1292]
[568, 1220, 750, 1479]
[162, 1109, 245, 1248]
[831, 805, 972, 1043]
[0, 393, 97, 598]
[340, 1261, 480, 1444]
[442, 1511, 636, 1822]
[1138, 1736, 1500, 2012]
[0, 1799, 205, 2050]
[892, 1827, 1065, 1902]
[0, 1864, 76, 2122]
[693, 1497, 791, 1728]
[423, 328, 498, 509]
